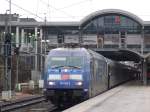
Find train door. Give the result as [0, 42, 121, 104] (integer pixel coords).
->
[102, 61, 108, 91]
[91, 58, 96, 96]
[107, 65, 110, 89]
[98, 60, 105, 93]
[89, 58, 94, 97]
[94, 60, 98, 94]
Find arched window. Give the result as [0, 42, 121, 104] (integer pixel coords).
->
[82, 14, 142, 34]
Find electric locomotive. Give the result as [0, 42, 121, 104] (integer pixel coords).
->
[44, 48, 136, 106]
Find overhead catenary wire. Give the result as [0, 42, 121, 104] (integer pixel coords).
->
[58, 0, 91, 10]
[36, 0, 40, 19]
[39, 0, 76, 19]
[4, 0, 93, 21]
[39, 0, 93, 20]
[4, 0, 45, 21]
[47, 0, 51, 21]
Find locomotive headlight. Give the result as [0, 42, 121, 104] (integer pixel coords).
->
[76, 81, 82, 86]
[49, 81, 55, 85]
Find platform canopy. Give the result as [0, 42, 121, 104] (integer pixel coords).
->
[93, 48, 143, 62]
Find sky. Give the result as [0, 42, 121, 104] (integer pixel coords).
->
[1, 0, 150, 22]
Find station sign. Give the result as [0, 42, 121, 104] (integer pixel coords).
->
[144, 34, 150, 44]
[104, 34, 119, 44]
[64, 35, 79, 44]
[126, 34, 141, 45]
[82, 35, 97, 45]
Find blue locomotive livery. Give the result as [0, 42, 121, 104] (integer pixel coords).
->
[44, 48, 137, 106]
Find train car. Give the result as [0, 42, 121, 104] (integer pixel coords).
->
[107, 60, 136, 88]
[44, 48, 136, 106]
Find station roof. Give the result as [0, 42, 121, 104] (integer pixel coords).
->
[92, 48, 143, 62]
[80, 9, 144, 26]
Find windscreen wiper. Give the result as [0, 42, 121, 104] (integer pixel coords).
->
[67, 65, 81, 69]
[51, 65, 81, 69]
[51, 66, 65, 69]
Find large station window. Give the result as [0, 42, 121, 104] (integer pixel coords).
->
[81, 14, 142, 48]
[82, 14, 141, 33]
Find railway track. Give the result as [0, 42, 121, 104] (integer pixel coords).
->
[0, 95, 46, 112]
[29, 105, 58, 112]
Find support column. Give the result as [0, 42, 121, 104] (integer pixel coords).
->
[119, 31, 121, 48]
[143, 59, 147, 85]
[35, 27, 38, 71]
[78, 26, 82, 46]
[31, 27, 40, 82]
[141, 26, 144, 55]
[16, 26, 19, 47]
[40, 28, 43, 72]
[21, 29, 24, 44]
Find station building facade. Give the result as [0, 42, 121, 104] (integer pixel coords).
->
[44, 9, 150, 54]
[0, 9, 150, 54]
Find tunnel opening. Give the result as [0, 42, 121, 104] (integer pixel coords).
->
[92, 48, 144, 83]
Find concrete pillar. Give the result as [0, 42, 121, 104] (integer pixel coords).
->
[40, 28, 43, 72]
[40, 28, 43, 53]
[141, 26, 144, 55]
[21, 29, 24, 44]
[16, 26, 19, 47]
[35, 27, 38, 71]
[143, 59, 147, 85]
[119, 31, 121, 48]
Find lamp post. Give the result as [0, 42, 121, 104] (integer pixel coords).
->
[141, 26, 144, 55]
[14, 47, 19, 90]
[9, 0, 11, 33]
[2, 8, 12, 100]
[44, 14, 47, 56]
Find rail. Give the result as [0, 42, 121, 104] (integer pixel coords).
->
[0, 95, 46, 112]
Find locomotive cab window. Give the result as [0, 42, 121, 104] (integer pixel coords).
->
[46, 56, 84, 69]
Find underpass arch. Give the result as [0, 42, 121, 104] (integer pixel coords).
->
[93, 48, 143, 62]
[92, 48, 145, 83]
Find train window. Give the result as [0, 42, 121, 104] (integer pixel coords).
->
[67, 57, 83, 68]
[49, 57, 67, 68]
[46, 56, 83, 68]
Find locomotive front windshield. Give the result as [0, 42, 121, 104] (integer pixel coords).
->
[46, 56, 83, 69]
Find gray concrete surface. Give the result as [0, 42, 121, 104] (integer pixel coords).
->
[64, 81, 150, 112]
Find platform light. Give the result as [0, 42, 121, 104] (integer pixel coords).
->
[49, 81, 55, 85]
[46, 40, 50, 42]
[76, 81, 82, 86]
[84, 89, 88, 92]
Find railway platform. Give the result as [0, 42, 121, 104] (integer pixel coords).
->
[64, 80, 150, 112]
